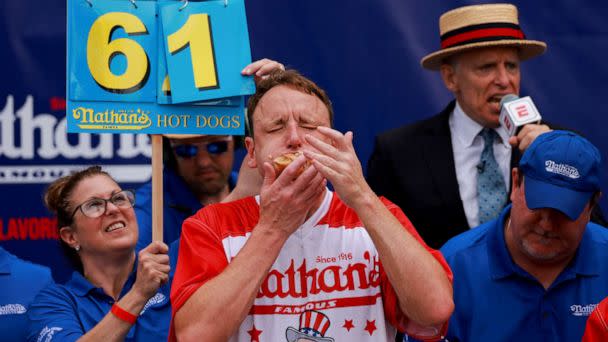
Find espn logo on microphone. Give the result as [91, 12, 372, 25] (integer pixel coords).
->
[499, 96, 541, 137]
[515, 104, 529, 118]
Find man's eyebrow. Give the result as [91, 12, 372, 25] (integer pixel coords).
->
[298, 114, 322, 124]
[269, 116, 285, 125]
[478, 61, 497, 68]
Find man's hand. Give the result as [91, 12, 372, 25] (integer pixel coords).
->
[132, 241, 170, 300]
[303, 126, 371, 209]
[257, 155, 326, 238]
[241, 58, 285, 83]
[508, 123, 551, 152]
[305, 126, 454, 328]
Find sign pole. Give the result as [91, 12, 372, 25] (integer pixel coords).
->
[151, 134, 163, 242]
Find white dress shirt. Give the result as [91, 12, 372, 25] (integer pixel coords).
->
[449, 102, 511, 228]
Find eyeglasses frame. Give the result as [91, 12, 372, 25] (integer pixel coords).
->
[69, 189, 136, 220]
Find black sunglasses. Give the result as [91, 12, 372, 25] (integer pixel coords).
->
[172, 140, 229, 158]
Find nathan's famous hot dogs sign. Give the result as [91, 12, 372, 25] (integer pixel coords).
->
[67, 0, 253, 135]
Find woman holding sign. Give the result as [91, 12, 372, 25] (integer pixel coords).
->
[27, 166, 171, 341]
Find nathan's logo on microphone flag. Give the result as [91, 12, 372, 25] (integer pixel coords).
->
[499, 95, 542, 137]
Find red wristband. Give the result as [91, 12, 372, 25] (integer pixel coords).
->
[111, 303, 137, 325]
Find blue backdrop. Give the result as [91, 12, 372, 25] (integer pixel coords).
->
[1, 0, 607, 283]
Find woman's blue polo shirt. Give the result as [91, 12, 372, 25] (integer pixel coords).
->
[27, 265, 171, 342]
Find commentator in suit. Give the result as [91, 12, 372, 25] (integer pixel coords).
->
[367, 4, 554, 249]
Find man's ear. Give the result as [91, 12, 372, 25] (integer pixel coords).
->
[440, 63, 458, 93]
[589, 191, 602, 211]
[244, 137, 257, 168]
[510, 168, 521, 202]
[59, 226, 79, 249]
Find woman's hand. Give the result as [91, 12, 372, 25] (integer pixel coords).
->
[132, 241, 170, 300]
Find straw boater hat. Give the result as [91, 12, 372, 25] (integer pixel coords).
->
[421, 3, 547, 70]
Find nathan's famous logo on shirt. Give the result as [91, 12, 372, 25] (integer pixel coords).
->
[0, 303, 26, 315]
[71, 106, 152, 131]
[140, 292, 167, 315]
[37, 326, 63, 342]
[257, 251, 380, 300]
[570, 303, 598, 317]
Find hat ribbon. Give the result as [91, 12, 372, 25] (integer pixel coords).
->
[440, 22, 525, 49]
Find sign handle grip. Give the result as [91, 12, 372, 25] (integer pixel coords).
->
[152, 134, 163, 242]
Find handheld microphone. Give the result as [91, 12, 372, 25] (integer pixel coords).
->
[499, 94, 542, 137]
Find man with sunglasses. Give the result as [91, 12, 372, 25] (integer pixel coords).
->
[134, 59, 283, 251]
[134, 134, 238, 251]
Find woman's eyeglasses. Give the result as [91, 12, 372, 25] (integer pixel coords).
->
[70, 190, 135, 219]
[172, 138, 231, 158]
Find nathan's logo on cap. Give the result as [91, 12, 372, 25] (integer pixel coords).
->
[519, 130, 601, 220]
[545, 160, 580, 179]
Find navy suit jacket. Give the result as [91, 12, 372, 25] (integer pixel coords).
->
[368, 102, 483, 248]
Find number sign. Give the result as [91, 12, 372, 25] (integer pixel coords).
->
[67, 0, 253, 134]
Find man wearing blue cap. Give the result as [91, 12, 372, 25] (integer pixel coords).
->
[440, 130, 608, 342]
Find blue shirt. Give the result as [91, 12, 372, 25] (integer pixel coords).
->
[0, 247, 53, 342]
[27, 265, 171, 342]
[134, 168, 237, 251]
[440, 205, 608, 342]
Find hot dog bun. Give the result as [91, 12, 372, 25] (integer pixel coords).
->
[272, 151, 307, 176]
